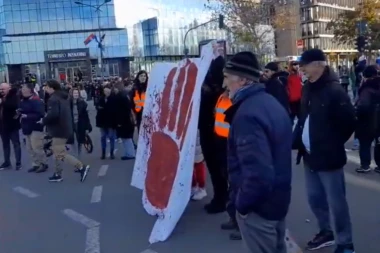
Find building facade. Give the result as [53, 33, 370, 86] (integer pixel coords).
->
[127, 0, 276, 73]
[300, 0, 358, 53]
[0, 0, 130, 83]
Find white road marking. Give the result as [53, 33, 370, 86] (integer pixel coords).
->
[85, 226, 100, 253]
[140, 250, 158, 253]
[62, 209, 100, 228]
[91, 186, 103, 203]
[13, 187, 39, 198]
[98, 165, 108, 177]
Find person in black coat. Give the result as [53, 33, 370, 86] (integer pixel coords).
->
[199, 56, 230, 214]
[0, 83, 21, 170]
[114, 84, 136, 160]
[96, 85, 118, 159]
[67, 88, 92, 157]
[354, 65, 380, 173]
[263, 62, 290, 114]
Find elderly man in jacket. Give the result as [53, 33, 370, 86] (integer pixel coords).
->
[223, 52, 292, 253]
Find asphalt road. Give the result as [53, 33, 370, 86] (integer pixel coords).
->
[0, 103, 379, 253]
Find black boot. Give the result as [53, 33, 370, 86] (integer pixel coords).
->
[110, 149, 115, 160]
[101, 149, 106, 160]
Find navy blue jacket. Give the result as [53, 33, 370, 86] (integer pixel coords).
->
[224, 84, 292, 221]
[20, 95, 45, 135]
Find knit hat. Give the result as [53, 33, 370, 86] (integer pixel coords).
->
[264, 62, 279, 72]
[363, 65, 378, 78]
[299, 49, 326, 66]
[223, 51, 261, 81]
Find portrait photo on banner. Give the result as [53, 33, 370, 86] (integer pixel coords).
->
[131, 41, 217, 243]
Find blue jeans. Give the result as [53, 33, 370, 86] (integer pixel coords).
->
[100, 128, 116, 153]
[122, 138, 135, 158]
[359, 137, 380, 168]
[304, 165, 353, 245]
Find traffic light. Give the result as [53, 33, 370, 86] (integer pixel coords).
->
[218, 14, 224, 29]
[355, 35, 371, 52]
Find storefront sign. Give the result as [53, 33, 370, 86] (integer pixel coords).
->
[45, 49, 89, 61]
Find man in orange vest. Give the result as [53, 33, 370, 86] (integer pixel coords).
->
[215, 88, 242, 240]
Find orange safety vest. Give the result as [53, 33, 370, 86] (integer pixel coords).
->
[133, 91, 145, 113]
[214, 93, 232, 138]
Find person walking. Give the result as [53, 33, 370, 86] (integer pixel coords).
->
[19, 83, 48, 173]
[95, 85, 118, 160]
[42, 80, 90, 182]
[67, 88, 92, 158]
[114, 83, 135, 160]
[293, 49, 356, 253]
[355, 65, 380, 173]
[0, 83, 22, 170]
[223, 51, 292, 253]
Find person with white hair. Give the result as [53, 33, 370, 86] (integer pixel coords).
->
[0, 83, 22, 170]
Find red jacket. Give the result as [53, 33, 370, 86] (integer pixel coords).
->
[287, 73, 302, 102]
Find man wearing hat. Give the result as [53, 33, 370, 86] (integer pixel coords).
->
[223, 51, 292, 253]
[293, 49, 356, 253]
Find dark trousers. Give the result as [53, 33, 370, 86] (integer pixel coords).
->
[289, 100, 301, 123]
[359, 137, 380, 168]
[1, 130, 21, 165]
[201, 132, 228, 205]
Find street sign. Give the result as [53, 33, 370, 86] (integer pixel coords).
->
[296, 39, 303, 49]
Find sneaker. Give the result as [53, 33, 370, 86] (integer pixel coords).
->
[191, 187, 198, 197]
[192, 188, 207, 200]
[0, 162, 11, 171]
[355, 166, 371, 173]
[79, 165, 90, 182]
[36, 164, 48, 173]
[334, 244, 355, 253]
[15, 163, 22, 171]
[28, 165, 40, 173]
[221, 218, 238, 230]
[229, 230, 242, 240]
[49, 173, 63, 182]
[374, 167, 380, 174]
[306, 230, 335, 251]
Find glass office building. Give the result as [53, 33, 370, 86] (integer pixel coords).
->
[300, 0, 358, 53]
[0, 0, 129, 83]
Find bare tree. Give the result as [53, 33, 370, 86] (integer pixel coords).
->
[206, 0, 297, 55]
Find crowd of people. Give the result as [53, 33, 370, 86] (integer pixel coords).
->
[1, 46, 380, 253]
[0, 73, 144, 182]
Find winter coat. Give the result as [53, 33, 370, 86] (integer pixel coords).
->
[67, 99, 92, 144]
[95, 94, 119, 129]
[115, 92, 135, 139]
[265, 73, 290, 114]
[356, 76, 380, 139]
[287, 72, 303, 102]
[42, 90, 73, 139]
[0, 87, 21, 133]
[293, 67, 356, 171]
[225, 84, 292, 220]
[19, 94, 45, 135]
[194, 130, 204, 163]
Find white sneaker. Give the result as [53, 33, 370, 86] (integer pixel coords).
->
[191, 187, 198, 197]
[192, 188, 207, 201]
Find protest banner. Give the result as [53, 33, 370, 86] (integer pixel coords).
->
[131, 41, 215, 243]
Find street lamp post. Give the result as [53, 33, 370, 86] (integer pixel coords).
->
[74, 0, 111, 81]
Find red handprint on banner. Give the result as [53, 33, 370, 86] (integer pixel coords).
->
[145, 59, 198, 210]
